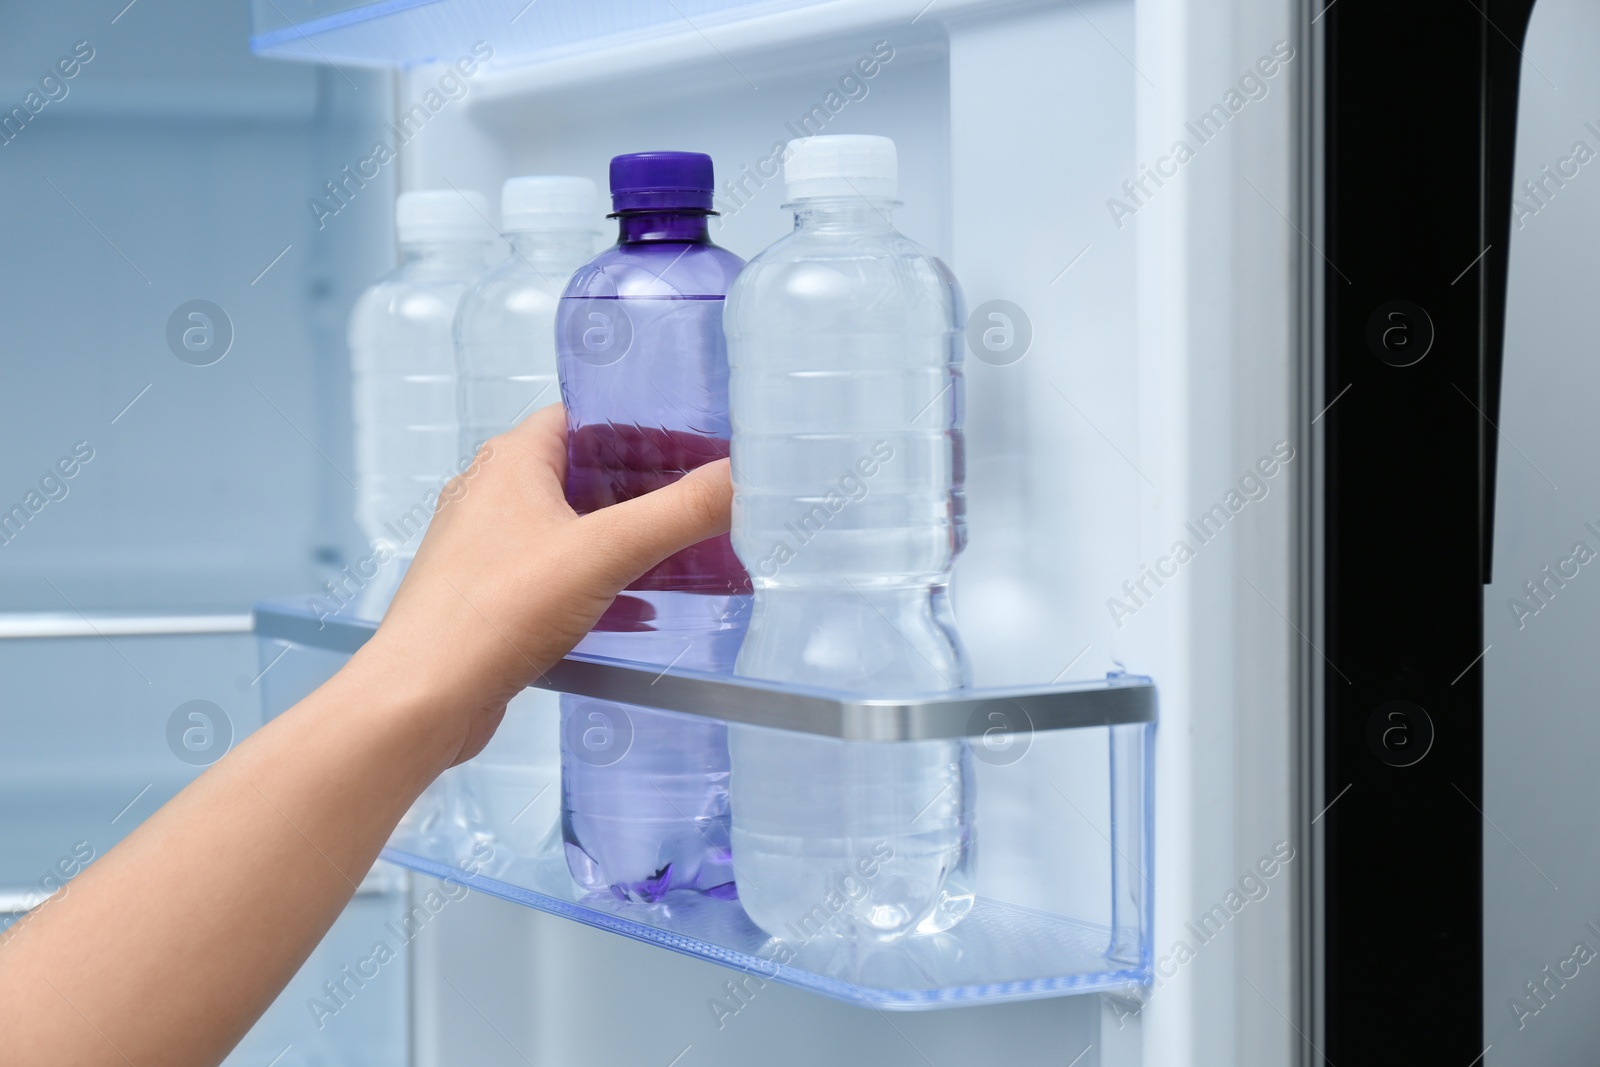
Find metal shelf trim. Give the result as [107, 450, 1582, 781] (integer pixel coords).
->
[254, 600, 1155, 741]
[0, 613, 254, 639]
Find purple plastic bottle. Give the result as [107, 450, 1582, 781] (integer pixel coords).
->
[556, 152, 750, 903]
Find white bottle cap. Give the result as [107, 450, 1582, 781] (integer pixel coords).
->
[783, 134, 898, 201]
[501, 175, 602, 233]
[395, 189, 491, 244]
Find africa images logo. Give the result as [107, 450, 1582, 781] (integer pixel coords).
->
[1104, 41, 1295, 230]
[307, 42, 495, 230]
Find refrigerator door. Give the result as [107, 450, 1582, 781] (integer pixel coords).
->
[1310, 0, 1541, 1064]
[1482, 0, 1600, 1062]
[255, 0, 1300, 1063]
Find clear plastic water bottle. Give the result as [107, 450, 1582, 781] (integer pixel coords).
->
[453, 177, 599, 855]
[454, 176, 601, 459]
[556, 152, 750, 903]
[457, 691, 562, 858]
[349, 189, 490, 617]
[724, 135, 975, 941]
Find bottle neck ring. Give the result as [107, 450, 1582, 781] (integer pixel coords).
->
[786, 197, 900, 231]
[613, 211, 714, 243]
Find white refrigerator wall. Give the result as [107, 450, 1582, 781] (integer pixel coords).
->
[392, 0, 1296, 1064]
[1131, 0, 1297, 1063]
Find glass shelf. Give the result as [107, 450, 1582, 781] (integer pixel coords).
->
[254, 600, 1155, 740]
[249, 0, 840, 69]
[255, 599, 1155, 1009]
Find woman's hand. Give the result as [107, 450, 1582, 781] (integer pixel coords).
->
[355, 403, 732, 769]
[0, 403, 732, 1067]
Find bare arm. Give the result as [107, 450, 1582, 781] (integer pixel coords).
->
[0, 405, 732, 1067]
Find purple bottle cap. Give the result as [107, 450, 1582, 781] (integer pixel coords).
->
[609, 151, 715, 213]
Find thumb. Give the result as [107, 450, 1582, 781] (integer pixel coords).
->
[573, 459, 734, 591]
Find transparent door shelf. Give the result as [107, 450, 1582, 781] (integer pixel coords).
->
[255, 599, 1155, 1009]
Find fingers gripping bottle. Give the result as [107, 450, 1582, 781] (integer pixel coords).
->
[724, 135, 975, 940]
[452, 177, 600, 854]
[349, 189, 491, 618]
[556, 152, 750, 902]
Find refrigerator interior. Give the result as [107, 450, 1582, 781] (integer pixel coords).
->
[0, 3, 411, 1066]
[371, 0, 1297, 1062]
[0, 0, 1300, 1064]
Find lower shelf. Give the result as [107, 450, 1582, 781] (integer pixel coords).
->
[383, 778, 1148, 1010]
[256, 599, 1155, 1010]
[382, 842, 1144, 1009]
[379, 715, 1152, 1010]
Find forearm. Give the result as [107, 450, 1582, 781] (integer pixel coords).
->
[0, 645, 459, 1067]
[0, 410, 732, 1066]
